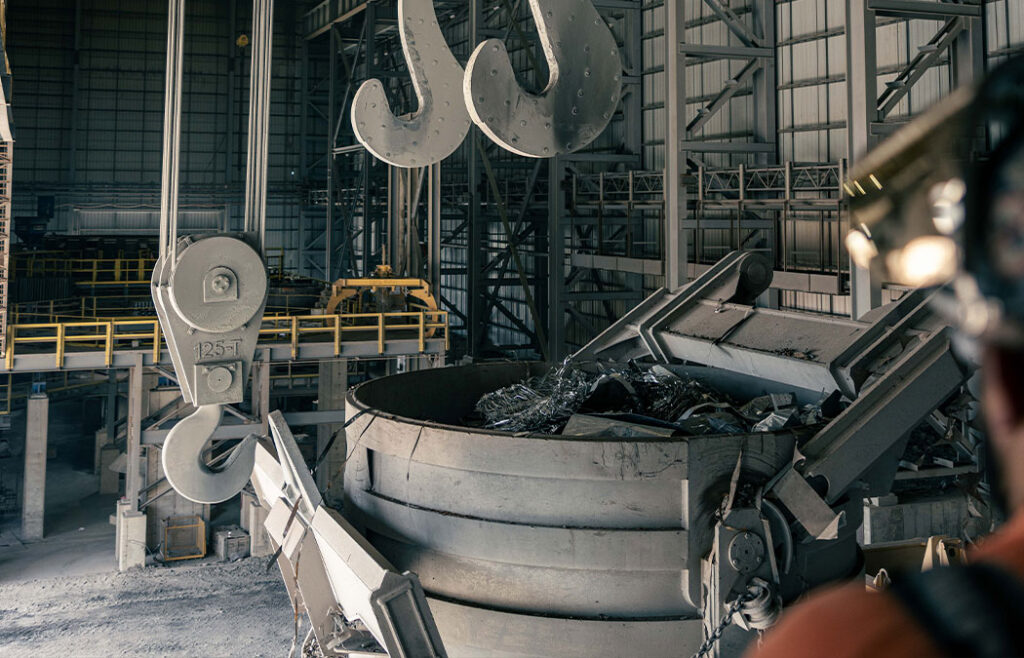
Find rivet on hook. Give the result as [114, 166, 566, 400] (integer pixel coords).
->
[463, 0, 623, 159]
[351, 0, 470, 168]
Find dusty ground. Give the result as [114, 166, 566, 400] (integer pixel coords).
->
[0, 464, 294, 657]
[0, 557, 295, 657]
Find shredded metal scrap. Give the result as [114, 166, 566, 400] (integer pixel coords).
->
[475, 361, 596, 433]
[475, 361, 755, 435]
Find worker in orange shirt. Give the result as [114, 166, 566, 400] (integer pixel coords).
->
[752, 56, 1024, 658]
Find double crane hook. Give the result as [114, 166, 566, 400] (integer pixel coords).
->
[353, 0, 623, 167]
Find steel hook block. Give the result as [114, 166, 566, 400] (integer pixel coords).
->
[351, 0, 471, 168]
[464, 0, 623, 158]
[161, 404, 257, 504]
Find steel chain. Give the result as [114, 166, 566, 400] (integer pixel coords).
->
[690, 589, 759, 658]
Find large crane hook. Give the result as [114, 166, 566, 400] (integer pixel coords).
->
[464, 0, 623, 158]
[351, 0, 471, 168]
[152, 0, 272, 505]
[162, 405, 258, 505]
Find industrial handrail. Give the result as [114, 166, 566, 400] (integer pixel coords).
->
[10, 290, 321, 324]
[11, 249, 289, 286]
[4, 310, 449, 369]
[12, 256, 157, 285]
[0, 372, 118, 415]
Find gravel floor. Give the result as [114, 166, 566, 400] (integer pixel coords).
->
[0, 557, 295, 657]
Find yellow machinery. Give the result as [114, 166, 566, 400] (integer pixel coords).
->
[325, 265, 440, 337]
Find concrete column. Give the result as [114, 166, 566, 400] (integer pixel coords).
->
[846, 0, 882, 319]
[116, 499, 146, 570]
[21, 393, 49, 541]
[665, 0, 688, 292]
[240, 490, 272, 557]
[125, 355, 143, 507]
[98, 444, 120, 494]
[316, 359, 348, 504]
[93, 428, 108, 476]
[103, 371, 117, 462]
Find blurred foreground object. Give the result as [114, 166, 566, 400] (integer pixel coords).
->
[846, 56, 1024, 345]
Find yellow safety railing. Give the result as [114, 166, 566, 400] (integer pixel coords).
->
[265, 247, 286, 276]
[12, 256, 157, 285]
[4, 311, 449, 369]
[258, 311, 449, 359]
[14, 250, 294, 288]
[10, 292, 323, 324]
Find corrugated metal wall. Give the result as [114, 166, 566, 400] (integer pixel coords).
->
[642, 0, 1024, 317]
[776, 0, 1024, 165]
[645, 1, 1024, 169]
[8, 0, 307, 263]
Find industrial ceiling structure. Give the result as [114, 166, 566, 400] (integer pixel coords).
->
[0, 1, 1022, 657]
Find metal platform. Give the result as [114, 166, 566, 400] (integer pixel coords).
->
[1, 310, 448, 373]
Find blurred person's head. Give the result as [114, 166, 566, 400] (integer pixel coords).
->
[980, 135, 1024, 513]
[965, 74, 1024, 515]
[846, 56, 1024, 516]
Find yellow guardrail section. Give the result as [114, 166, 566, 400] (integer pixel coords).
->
[10, 291, 324, 324]
[11, 249, 288, 286]
[4, 311, 449, 369]
[13, 256, 157, 285]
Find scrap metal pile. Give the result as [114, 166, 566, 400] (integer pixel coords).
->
[472, 360, 837, 437]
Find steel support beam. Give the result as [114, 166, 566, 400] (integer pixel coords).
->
[666, 0, 688, 291]
[867, 0, 982, 20]
[951, 6, 986, 90]
[21, 394, 49, 541]
[428, 163, 442, 302]
[752, 0, 777, 166]
[877, 18, 967, 118]
[678, 44, 771, 59]
[326, 24, 338, 279]
[846, 0, 882, 319]
[305, 0, 369, 40]
[549, 156, 568, 360]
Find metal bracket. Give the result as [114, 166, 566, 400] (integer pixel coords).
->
[153, 234, 267, 407]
